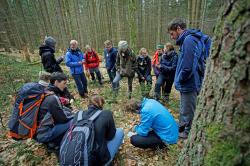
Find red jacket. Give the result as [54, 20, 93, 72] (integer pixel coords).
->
[84, 49, 100, 69]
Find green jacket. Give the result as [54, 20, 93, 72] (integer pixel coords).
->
[116, 48, 137, 77]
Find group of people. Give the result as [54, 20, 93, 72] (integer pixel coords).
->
[8, 18, 211, 165]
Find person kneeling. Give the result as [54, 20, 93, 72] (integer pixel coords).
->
[125, 98, 178, 149]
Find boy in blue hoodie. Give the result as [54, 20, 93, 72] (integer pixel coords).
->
[168, 18, 207, 139]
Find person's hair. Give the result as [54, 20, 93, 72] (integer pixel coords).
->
[88, 95, 105, 109]
[85, 44, 91, 50]
[165, 42, 175, 51]
[104, 40, 112, 46]
[167, 18, 187, 31]
[70, 40, 78, 45]
[139, 48, 148, 55]
[50, 72, 68, 84]
[123, 99, 140, 113]
[39, 71, 51, 83]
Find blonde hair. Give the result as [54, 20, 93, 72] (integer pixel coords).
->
[104, 40, 112, 46]
[85, 44, 91, 50]
[165, 42, 175, 51]
[88, 95, 105, 109]
[139, 48, 148, 55]
[70, 40, 78, 45]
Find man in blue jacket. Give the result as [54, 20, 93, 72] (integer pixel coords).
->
[124, 98, 178, 149]
[65, 40, 88, 98]
[168, 18, 205, 139]
[104, 40, 118, 84]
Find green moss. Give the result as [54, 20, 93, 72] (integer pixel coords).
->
[206, 123, 223, 142]
[204, 139, 240, 166]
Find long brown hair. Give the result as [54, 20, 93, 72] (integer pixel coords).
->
[88, 95, 105, 109]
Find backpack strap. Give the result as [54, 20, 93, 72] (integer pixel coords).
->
[77, 110, 84, 121]
[89, 110, 101, 121]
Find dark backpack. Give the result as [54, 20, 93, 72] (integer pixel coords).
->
[60, 110, 102, 166]
[8, 82, 50, 139]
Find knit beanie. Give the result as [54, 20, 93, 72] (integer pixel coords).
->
[156, 44, 164, 49]
[118, 41, 128, 50]
[44, 36, 56, 48]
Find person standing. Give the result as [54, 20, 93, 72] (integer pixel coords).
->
[65, 40, 88, 98]
[103, 40, 118, 84]
[168, 18, 205, 138]
[152, 44, 164, 79]
[112, 41, 137, 99]
[84, 45, 102, 85]
[154, 43, 178, 102]
[39, 36, 63, 73]
[136, 48, 152, 97]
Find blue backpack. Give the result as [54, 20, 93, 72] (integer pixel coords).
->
[60, 110, 102, 166]
[190, 32, 212, 79]
[8, 82, 49, 139]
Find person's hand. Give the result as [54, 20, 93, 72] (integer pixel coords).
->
[141, 76, 145, 80]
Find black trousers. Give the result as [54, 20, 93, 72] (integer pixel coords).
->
[130, 131, 165, 149]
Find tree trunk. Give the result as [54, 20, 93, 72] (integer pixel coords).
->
[177, 0, 250, 165]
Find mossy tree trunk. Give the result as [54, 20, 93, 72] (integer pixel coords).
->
[177, 0, 250, 165]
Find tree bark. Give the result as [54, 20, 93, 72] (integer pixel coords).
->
[177, 0, 250, 165]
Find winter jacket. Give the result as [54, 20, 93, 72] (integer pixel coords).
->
[135, 98, 178, 144]
[104, 47, 118, 70]
[174, 29, 204, 93]
[65, 48, 85, 75]
[116, 48, 137, 77]
[85, 105, 116, 165]
[136, 55, 151, 78]
[159, 50, 178, 80]
[151, 51, 162, 76]
[39, 44, 63, 73]
[84, 49, 100, 69]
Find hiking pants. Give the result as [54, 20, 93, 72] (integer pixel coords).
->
[179, 91, 197, 134]
[72, 73, 88, 96]
[130, 131, 165, 149]
[89, 67, 102, 84]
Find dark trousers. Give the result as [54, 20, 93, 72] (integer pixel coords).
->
[179, 91, 197, 134]
[89, 67, 102, 84]
[130, 131, 165, 149]
[72, 73, 88, 96]
[154, 74, 174, 100]
[107, 69, 116, 83]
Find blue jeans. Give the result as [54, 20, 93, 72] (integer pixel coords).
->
[105, 128, 124, 165]
[72, 73, 88, 96]
[179, 91, 197, 134]
[37, 120, 72, 145]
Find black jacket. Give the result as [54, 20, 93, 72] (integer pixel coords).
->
[85, 105, 116, 165]
[38, 95, 69, 125]
[136, 55, 151, 78]
[159, 50, 178, 80]
[39, 44, 63, 73]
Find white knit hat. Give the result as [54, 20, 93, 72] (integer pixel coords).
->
[118, 41, 128, 50]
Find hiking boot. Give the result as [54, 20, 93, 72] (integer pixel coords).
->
[179, 132, 188, 139]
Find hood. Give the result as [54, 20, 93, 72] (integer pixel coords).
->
[39, 44, 55, 55]
[176, 29, 202, 46]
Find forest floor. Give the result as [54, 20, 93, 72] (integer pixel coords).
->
[0, 53, 184, 166]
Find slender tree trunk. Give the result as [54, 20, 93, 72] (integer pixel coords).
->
[177, 0, 250, 165]
[201, 0, 207, 31]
